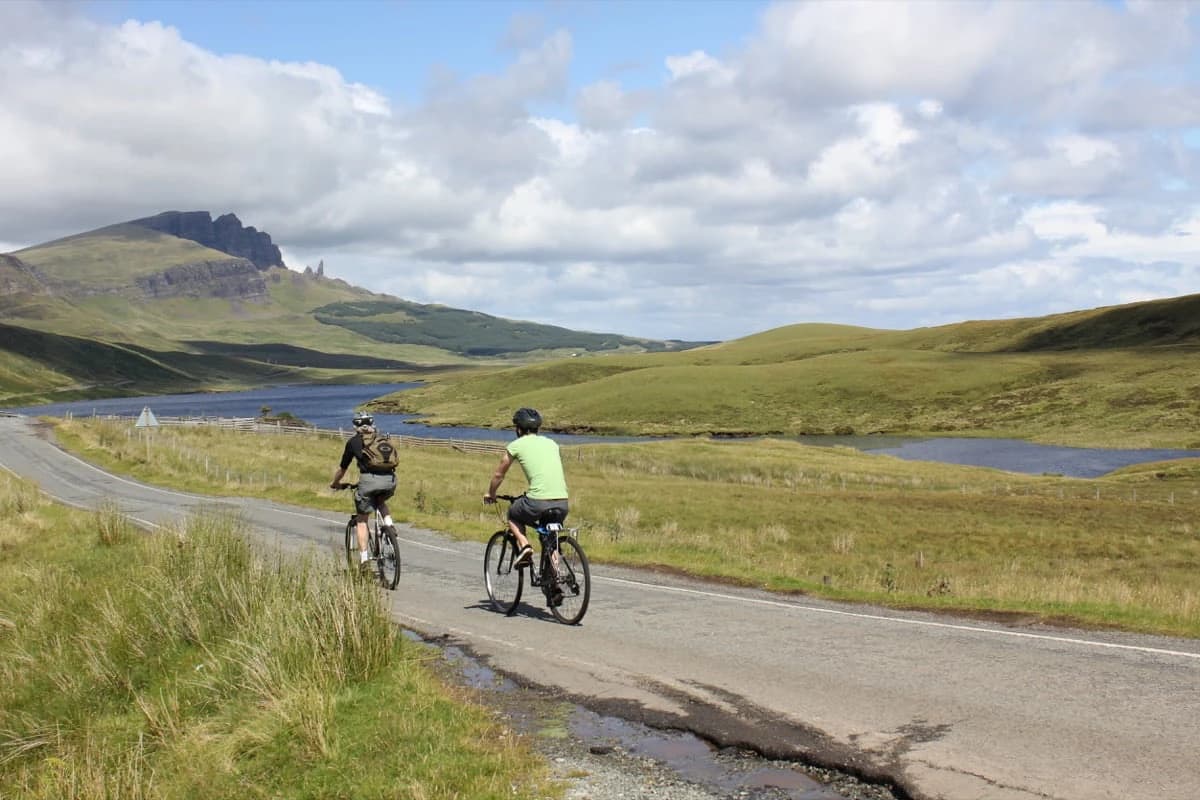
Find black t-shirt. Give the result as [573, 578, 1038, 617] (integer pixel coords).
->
[339, 432, 394, 475]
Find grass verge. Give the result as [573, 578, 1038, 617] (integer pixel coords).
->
[0, 470, 554, 800]
[47, 418, 1200, 638]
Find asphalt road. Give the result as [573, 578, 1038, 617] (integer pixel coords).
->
[3, 413, 1198, 800]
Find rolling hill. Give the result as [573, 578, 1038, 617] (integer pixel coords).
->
[0, 212, 704, 405]
[372, 294, 1200, 448]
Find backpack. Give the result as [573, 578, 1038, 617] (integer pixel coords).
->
[360, 430, 399, 472]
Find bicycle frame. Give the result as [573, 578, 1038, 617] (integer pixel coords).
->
[336, 482, 401, 590]
[484, 495, 590, 624]
[529, 523, 565, 589]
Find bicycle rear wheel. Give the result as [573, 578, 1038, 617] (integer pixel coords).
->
[484, 530, 523, 615]
[343, 518, 357, 570]
[548, 536, 590, 625]
[377, 527, 401, 590]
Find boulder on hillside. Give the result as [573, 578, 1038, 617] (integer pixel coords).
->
[131, 211, 284, 270]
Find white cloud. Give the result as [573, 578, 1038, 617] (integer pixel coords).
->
[665, 50, 735, 85]
[1022, 203, 1110, 242]
[916, 99, 943, 120]
[0, 0, 1197, 342]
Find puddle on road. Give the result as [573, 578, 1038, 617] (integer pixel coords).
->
[410, 631, 896, 800]
[440, 642, 520, 693]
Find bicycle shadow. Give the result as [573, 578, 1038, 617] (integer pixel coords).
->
[464, 598, 558, 622]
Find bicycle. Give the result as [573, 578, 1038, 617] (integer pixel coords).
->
[334, 482, 401, 590]
[483, 494, 591, 625]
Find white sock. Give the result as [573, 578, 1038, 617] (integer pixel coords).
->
[383, 515, 394, 527]
[360, 550, 370, 562]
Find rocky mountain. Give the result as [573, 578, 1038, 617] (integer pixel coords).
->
[0, 211, 708, 404]
[130, 211, 284, 269]
[135, 258, 269, 300]
[0, 253, 50, 297]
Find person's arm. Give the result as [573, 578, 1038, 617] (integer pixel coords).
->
[330, 464, 347, 489]
[331, 438, 355, 489]
[483, 452, 514, 502]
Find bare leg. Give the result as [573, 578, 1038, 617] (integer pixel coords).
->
[355, 512, 370, 552]
[508, 520, 530, 550]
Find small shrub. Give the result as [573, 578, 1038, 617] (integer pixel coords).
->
[0, 476, 41, 517]
[927, 576, 953, 597]
[881, 562, 897, 593]
[611, 506, 640, 542]
[94, 502, 135, 547]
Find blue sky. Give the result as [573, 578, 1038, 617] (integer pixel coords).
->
[87, 1, 764, 112]
[1, 0, 1197, 340]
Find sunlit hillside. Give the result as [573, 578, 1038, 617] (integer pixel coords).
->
[374, 294, 1200, 448]
[1, 215, 701, 404]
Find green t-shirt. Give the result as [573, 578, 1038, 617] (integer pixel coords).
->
[506, 434, 568, 500]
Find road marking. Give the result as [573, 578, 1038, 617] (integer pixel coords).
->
[1, 462, 164, 530]
[7, 431, 1198, 663]
[596, 575, 1200, 662]
[5, 438, 467, 556]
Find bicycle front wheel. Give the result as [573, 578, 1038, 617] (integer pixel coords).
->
[343, 518, 358, 571]
[377, 528, 401, 590]
[484, 530, 523, 615]
[548, 536, 590, 625]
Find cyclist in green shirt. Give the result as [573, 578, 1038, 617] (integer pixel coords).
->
[483, 407, 569, 566]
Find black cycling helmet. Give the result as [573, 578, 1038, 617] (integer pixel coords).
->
[512, 407, 542, 433]
[352, 412, 374, 428]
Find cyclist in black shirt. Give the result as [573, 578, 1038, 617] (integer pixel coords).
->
[330, 412, 397, 570]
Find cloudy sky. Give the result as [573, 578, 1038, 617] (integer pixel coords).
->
[1, 0, 1197, 341]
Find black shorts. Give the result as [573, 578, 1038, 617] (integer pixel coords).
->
[509, 495, 569, 527]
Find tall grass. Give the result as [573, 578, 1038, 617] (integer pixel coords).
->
[0, 474, 552, 799]
[48, 419, 1200, 637]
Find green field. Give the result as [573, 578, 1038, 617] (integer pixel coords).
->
[373, 297, 1200, 448]
[50, 418, 1200, 638]
[14, 223, 234, 288]
[6, 220, 1199, 451]
[0, 471, 554, 800]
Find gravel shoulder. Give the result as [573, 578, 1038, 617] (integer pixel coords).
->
[429, 637, 899, 800]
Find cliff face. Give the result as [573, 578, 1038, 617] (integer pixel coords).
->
[0, 254, 50, 296]
[131, 211, 284, 270]
[136, 258, 269, 300]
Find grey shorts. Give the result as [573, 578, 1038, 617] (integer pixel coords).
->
[354, 472, 396, 515]
[509, 496, 569, 527]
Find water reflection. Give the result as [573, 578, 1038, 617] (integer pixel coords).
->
[797, 435, 1199, 479]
